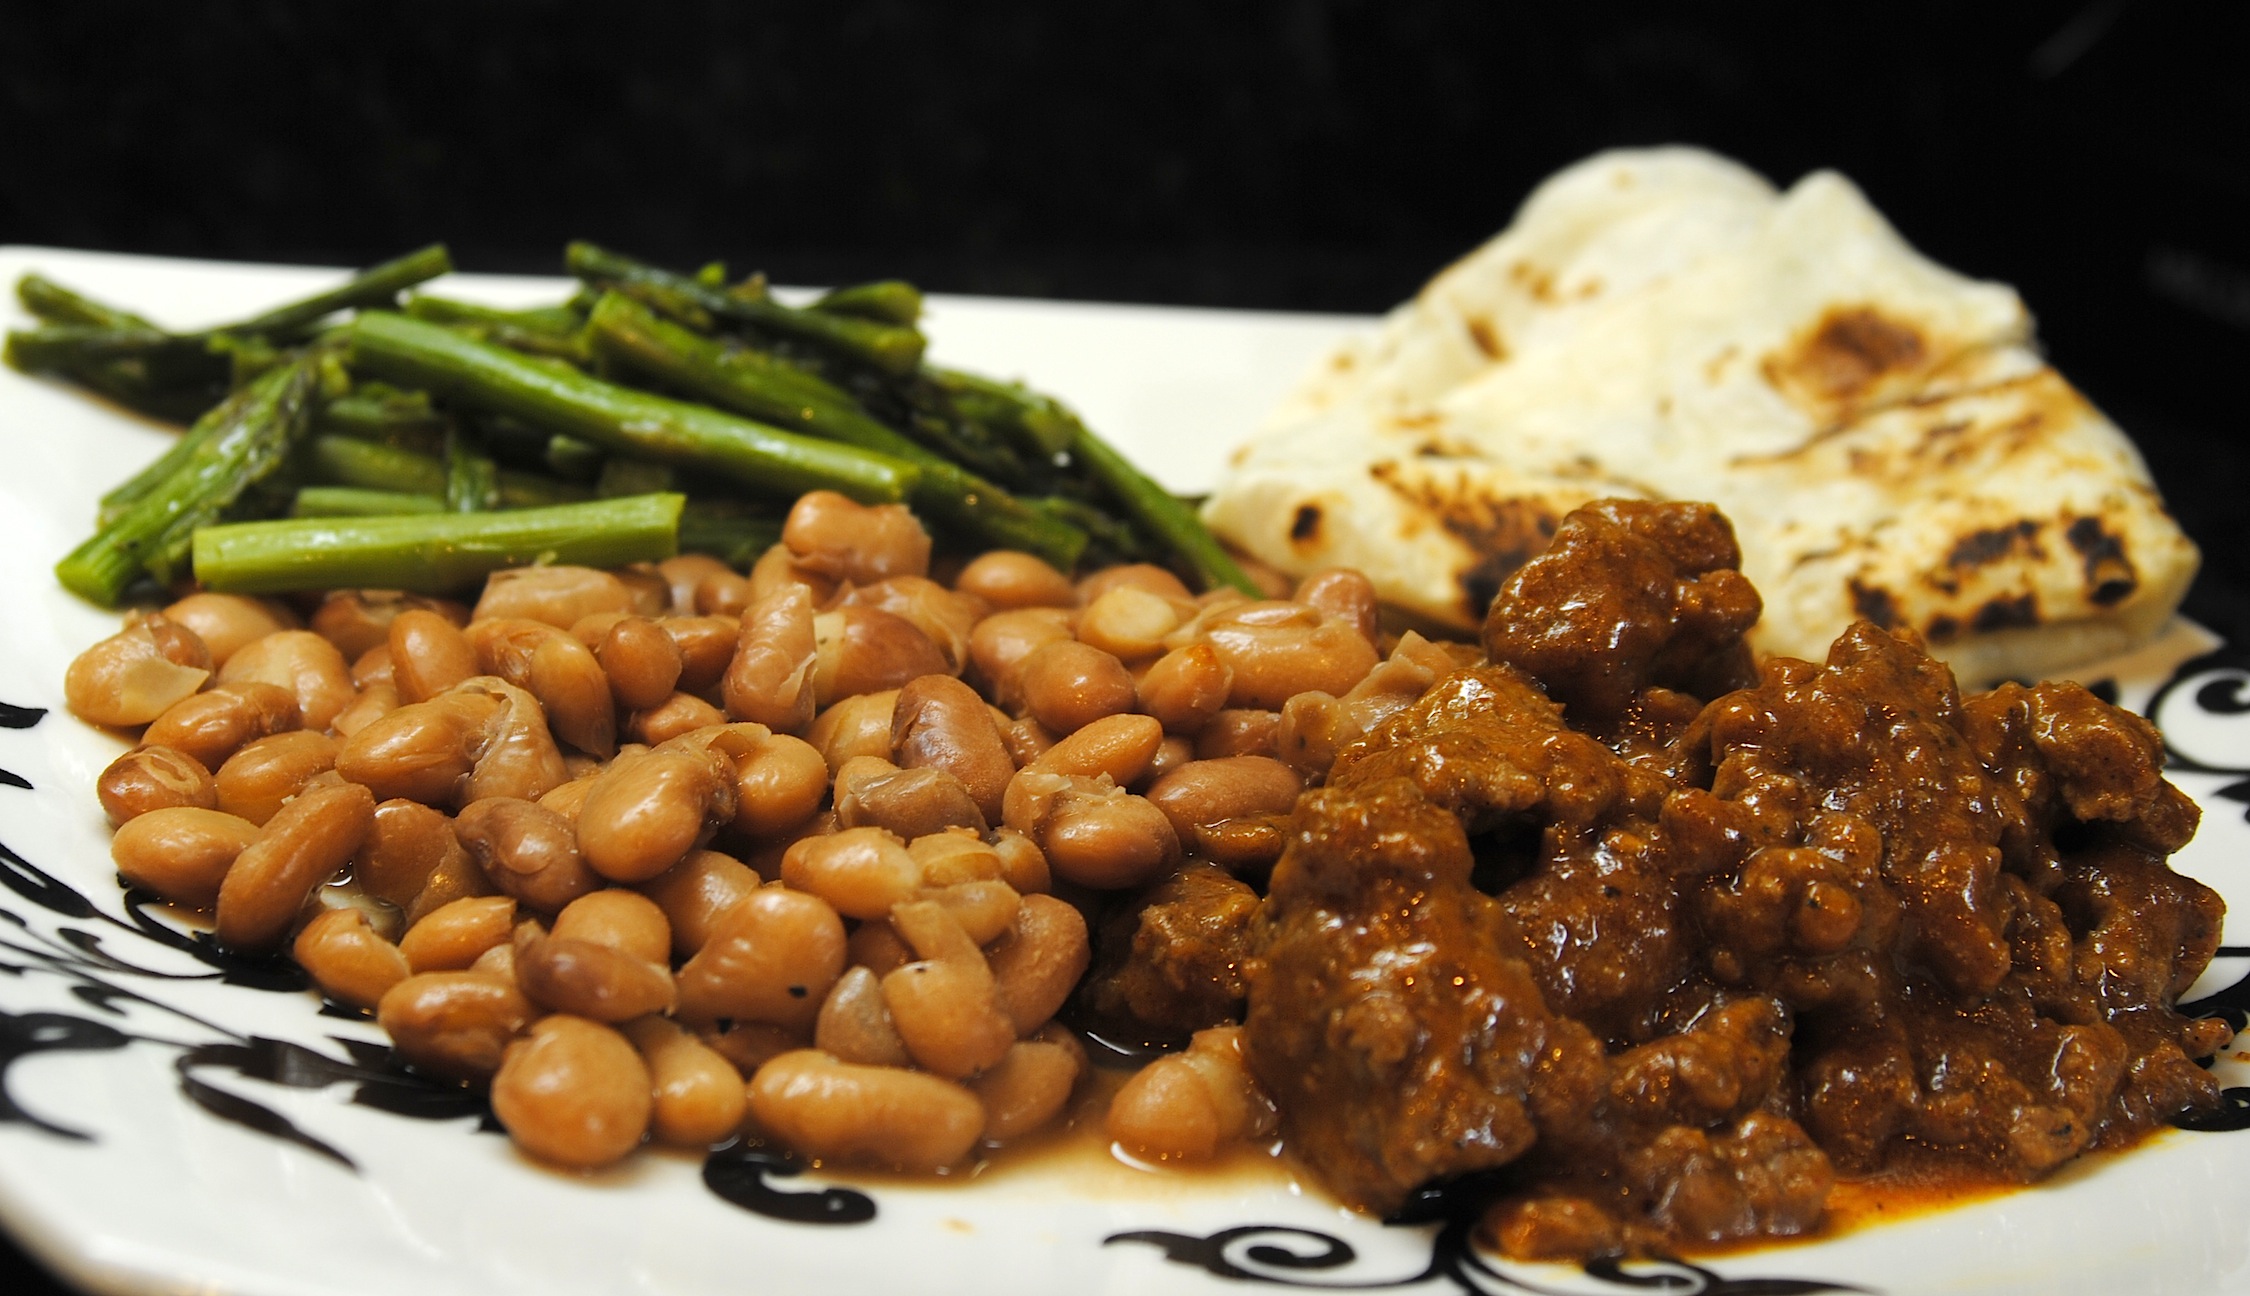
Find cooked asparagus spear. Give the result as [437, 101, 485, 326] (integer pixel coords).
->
[192, 494, 684, 594]
[567, 242, 926, 377]
[585, 293, 1085, 569]
[348, 311, 919, 504]
[56, 351, 326, 606]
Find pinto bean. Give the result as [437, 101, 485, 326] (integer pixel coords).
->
[780, 826, 922, 920]
[293, 907, 410, 1010]
[217, 630, 356, 732]
[811, 607, 950, 707]
[746, 542, 839, 607]
[1274, 690, 1359, 781]
[986, 828, 1053, 896]
[1194, 709, 1282, 760]
[330, 682, 400, 738]
[782, 491, 930, 584]
[969, 1038, 1083, 1142]
[474, 565, 635, 629]
[310, 591, 467, 661]
[836, 760, 987, 840]
[674, 885, 847, 1032]
[880, 901, 1017, 1079]
[492, 1015, 653, 1168]
[813, 966, 913, 1068]
[596, 615, 685, 712]
[334, 690, 501, 806]
[747, 1050, 982, 1172]
[1145, 756, 1303, 868]
[142, 682, 300, 770]
[966, 607, 1074, 705]
[398, 895, 518, 972]
[1203, 615, 1379, 712]
[955, 551, 1076, 610]
[1137, 643, 1234, 735]
[693, 567, 756, 618]
[1107, 1025, 1276, 1162]
[806, 689, 900, 773]
[987, 893, 1091, 1033]
[378, 970, 533, 1083]
[906, 829, 1007, 887]
[357, 798, 486, 919]
[1006, 772, 1177, 891]
[1027, 713, 1164, 787]
[728, 731, 828, 840]
[99, 745, 215, 825]
[1078, 563, 1192, 605]
[576, 743, 737, 882]
[1014, 640, 1136, 735]
[386, 609, 478, 704]
[515, 931, 676, 1021]
[214, 730, 339, 826]
[658, 554, 735, 614]
[723, 584, 817, 733]
[1294, 568, 1381, 646]
[455, 796, 601, 915]
[638, 849, 762, 959]
[111, 806, 260, 909]
[834, 577, 984, 675]
[160, 593, 297, 668]
[215, 781, 376, 951]
[466, 618, 616, 758]
[1077, 586, 1185, 662]
[626, 692, 727, 745]
[662, 615, 740, 694]
[65, 614, 211, 728]
[892, 675, 1015, 825]
[549, 888, 671, 965]
[625, 1016, 749, 1148]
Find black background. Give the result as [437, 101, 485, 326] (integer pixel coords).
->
[3, 3, 2248, 1291]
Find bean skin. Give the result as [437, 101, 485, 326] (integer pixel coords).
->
[160, 593, 297, 668]
[455, 796, 602, 915]
[575, 744, 737, 883]
[968, 1038, 1083, 1142]
[515, 931, 677, 1021]
[377, 970, 534, 1083]
[955, 551, 1075, 610]
[892, 675, 1015, 825]
[1137, 643, 1234, 735]
[674, 885, 847, 1032]
[625, 1016, 749, 1148]
[357, 798, 486, 916]
[1014, 640, 1136, 735]
[398, 895, 518, 973]
[98, 745, 215, 826]
[748, 1050, 983, 1172]
[723, 585, 817, 734]
[782, 491, 930, 585]
[637, 849, 762, 959]
[491, 1015, 653, 1168]
[597, 616, 685, 712]
[217, 630, 355, 732]
[474, 566, 635, 629]
[293, 907, 410, 1010]
[142, 682, 299, 771]
[213, 730, 338, 826]
[214, 782, 376, 952]
[64, 614, 211, 728]
[111, 807, 260, 910]
[813, 966, 913, 1068]
[987, 893, 1092, 1034]
[810, 607, 950, 708]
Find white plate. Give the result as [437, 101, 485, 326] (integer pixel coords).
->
[2, 247, 2249, 1296]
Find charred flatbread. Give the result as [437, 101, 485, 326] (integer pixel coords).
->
[1205, 147, 2197, 685]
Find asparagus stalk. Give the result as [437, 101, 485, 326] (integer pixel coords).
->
[813, 280, 922, 326]
[228, 245, 453, 341]
[586, 293, 1085, 569]
[347, 312, 918, 504]
[1067, 423, 1258, 596]
[405, 293, 593, 363]
[16, 274, 160, 331]
[56, 352, 325, 606]
[567, 242, 926, 377]
[292, 487, 445, 517]
[192, 494, 684, 595]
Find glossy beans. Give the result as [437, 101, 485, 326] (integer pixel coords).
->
[98, 745, 215, 825]
[214, 781, 376, 951]
[110, 806, 260, 909]
[491, 1014, 653, 1168]
[747, 1050, 983, 1172]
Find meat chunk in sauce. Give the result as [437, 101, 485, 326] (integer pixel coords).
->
[1243, 498, 2226, 1260]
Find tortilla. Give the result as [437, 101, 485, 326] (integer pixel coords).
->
[1206, 147, 2197, 685]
